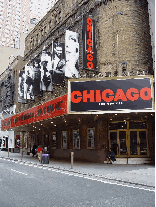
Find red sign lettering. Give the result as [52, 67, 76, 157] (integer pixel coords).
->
[70, 88, 152, 103]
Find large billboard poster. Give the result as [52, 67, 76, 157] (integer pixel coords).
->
[18, 71, 27, 103]
[82, 16, 96, 70]
[40, 50, 53, 91]
[52, 42, 65, 85]
[65, 30, 79, 78]
[24, 65, 34, 100]
[32, 58, 42, 96]
[68, 76, 154, 113]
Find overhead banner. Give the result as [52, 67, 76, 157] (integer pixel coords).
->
[1, 95, 67, 130]
[68, 76, 154, 114]
[82, 16, 96, 70]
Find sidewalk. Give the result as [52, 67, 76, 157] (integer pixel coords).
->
[0, 151, 155, 187]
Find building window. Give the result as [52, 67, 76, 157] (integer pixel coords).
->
[41, 29, 43, 37]
[109, 122, 127, 130]
[49, 20, 52, 29]
[44, 26, 46, 34]
[52, 132, 57, 148]
[58, 11, 61, 20]
[36, 34, 38, 44]
[105, 72, 111, 77]
[62, 131, 67, 149]
[121, 62, 127, 76]
[87, 128, 95, 148]
[73, 130, 80, 149]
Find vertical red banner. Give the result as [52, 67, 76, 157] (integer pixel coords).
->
[82, 16, 97, 70]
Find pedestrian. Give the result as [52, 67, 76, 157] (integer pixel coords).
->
[37, 145, 43, 162]
[32, 143, 37, 157]
[107, 149, 116, 164]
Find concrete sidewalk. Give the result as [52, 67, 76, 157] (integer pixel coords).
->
[0, 151, 155, 187]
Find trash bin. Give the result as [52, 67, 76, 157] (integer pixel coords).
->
[42, 154, 49, 164]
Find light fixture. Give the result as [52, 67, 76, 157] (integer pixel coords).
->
[41, 124, 42, 125]
[115, 114, 117, 115]
[54, 125, 56, 126]
[51, 122, 53, 123]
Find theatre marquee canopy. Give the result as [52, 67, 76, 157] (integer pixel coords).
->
[1, 95, 67, 131]
[68, 76, 154, 114]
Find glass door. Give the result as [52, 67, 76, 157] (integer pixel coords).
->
[119, 131, 127, 156]
[109, 121, 148, 157]
[130, 131, 138, 155]
[109, 131, 118, 156]
[130, 130, 147, 156]
[139, 131, 147, 155]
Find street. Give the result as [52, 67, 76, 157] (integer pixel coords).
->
[0, 158, 155, 207]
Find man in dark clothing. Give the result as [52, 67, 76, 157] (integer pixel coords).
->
[107, 149, 116, 164]
[32, 143, 37, 157]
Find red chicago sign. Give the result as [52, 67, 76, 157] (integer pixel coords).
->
[86, 18, 94, 69]
[83, 16, 96, 70]
[71, 88, 151, 103]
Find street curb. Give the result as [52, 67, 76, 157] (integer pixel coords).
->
[1, 156, 155, 188]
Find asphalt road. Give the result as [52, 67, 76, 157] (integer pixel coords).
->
[0, 158, 155, 207]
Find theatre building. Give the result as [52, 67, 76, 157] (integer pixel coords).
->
[1, 0, 155, 164]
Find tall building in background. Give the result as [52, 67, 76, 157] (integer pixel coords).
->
[0, 0, 56, 48]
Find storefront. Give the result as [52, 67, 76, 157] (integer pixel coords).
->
[109, 121, 148, 157]
[1, 75, 155, 163]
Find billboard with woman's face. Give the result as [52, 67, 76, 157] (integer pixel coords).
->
[52, 42, 65, 85]
[65, 30, 79, 78]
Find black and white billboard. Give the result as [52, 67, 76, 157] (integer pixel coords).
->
[52, 42, 65, 85]
[32, 58, 42, 96]
[68, 76, 154, 113]
[65, 30, 79, 78]
[18, 71, 27, 103]
[40, 50, 53, 91]
[24, 65, 34, 100]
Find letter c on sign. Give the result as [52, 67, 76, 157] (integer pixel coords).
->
[87, 39, 92, 46]
[140, 87, 151, 100]
[71, 91, 82, 103]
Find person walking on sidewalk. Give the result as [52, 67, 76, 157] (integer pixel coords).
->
[32, 143, 37, 157]
[107, 149, 116, 164]
[37, 145, 43, 162]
